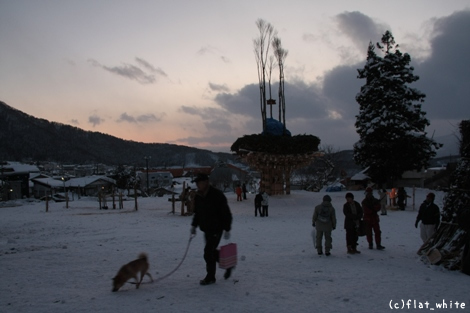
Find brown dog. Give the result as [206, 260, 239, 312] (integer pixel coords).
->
[112, 253, 154, 292]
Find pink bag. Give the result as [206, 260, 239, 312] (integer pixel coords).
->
[219, 243, 237, 269]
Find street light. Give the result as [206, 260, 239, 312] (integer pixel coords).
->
[144, 156, 151, 194]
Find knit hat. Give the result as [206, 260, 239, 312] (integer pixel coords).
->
[323, 195, 332, 202]
[365, 187, 373, 193]
[345, 192, 354, 199]
[427, 192, 435, 200]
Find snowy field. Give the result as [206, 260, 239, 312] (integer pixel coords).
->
[1, 188, 469, 313]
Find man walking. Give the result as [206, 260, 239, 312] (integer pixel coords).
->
[191, 173, 233, 285]
[415, 192, 440, 243]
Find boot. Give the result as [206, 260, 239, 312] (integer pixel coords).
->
[353, 246, 361, 254]
[317, 249, 323, 255]
[200, 276, 216, 285]
[224, 267, 233, 280]
[347, 246, 355, 254]
[376, 244, 385, 250]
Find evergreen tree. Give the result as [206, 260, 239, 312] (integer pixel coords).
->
[354, 31, 441, 185]
[442, 120, 470, 223]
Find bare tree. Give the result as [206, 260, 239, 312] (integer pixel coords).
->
[253, 19, 275, 132]
[272, 37, 288, 133]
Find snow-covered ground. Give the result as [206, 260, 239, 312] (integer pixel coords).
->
[1, 188, 469, 313]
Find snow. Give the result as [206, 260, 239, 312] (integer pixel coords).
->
[1, 188, 469, 313]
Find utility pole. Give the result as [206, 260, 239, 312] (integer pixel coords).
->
[144, 156, 151, 195]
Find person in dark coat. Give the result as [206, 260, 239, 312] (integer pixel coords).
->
[242, 183, 247, 200]
[415, 192, 440, 243]
[191, 173, 233, 285]
[397, 187, 408, 210]
[362, 187, 385, 250]
[343, 192, 363, 254]
[254, 192, 263, 217]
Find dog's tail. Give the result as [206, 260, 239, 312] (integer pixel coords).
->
[138, 252, 148, 260]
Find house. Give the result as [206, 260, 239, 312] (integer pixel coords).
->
[1, 161, 40, 200]
[31, 175, 116, 198]
[66, 176, 116, 196]
[137, 171, 174, 188]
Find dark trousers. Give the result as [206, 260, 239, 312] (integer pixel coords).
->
[262, 205, 268, 217]
[203, 232, 222, 279]
[255, 205, 262, 216]
[365, 220, 381, 245]
[345, 228, 358, 248]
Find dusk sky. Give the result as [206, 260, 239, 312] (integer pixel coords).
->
[1, 1, 469, 155]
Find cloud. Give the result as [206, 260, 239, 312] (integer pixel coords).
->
[414, 10, 470, 120]
[88, 114, 104, 127]
[70, 119, 79, 125]
[196, 45, 231, 63]
[180, 105, 232, 131]
[117, 112, 164, 123]
[87, 57, 166, 84]
[135, 57, 168, 77]
[335, 11, 389, 53]
[208, 82, 229, 93]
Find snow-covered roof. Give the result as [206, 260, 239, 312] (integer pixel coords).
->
[31, 175, 116, 188]
[350, 167, 370, 181]
[66, 176, 116, 187]
[2, 161, 40, 174]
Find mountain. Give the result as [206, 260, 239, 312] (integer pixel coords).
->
[0, 101, 234, 167]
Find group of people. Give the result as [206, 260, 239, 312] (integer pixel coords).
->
[235, 183, 248, 201]
[189, 173, 442, 286]
[312, 187, 442, 256]
[312, 188, 385, 255]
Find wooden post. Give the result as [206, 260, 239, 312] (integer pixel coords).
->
[45, 190, 49, 212]
[134, 186, 138, 211]
[98, 191, 102, 210]
[181, 181, 186, 216]
[65, 190, 69, 209]
[171, 194, 175, 214]
[112, 187, 116, 209]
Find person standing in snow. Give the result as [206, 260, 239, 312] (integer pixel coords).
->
[397, 187, 408, 211]
[415, 192, 440, 243]
[190, 173, 233, 285]
[362, 187, 385, 250]
[312, 195, 337, 256]
[343, 192, 363, 254]
[235, 184, 242, 201]
[242, 183, 247, 200]
[261, 191, 269, 217]
[378, 188, 388, 215]
[254, 191, 263, 217]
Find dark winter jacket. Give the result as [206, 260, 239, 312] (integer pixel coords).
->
[362, 195, 381, 224]
[416, 200, 440, 226]
[343, 201, 363, 230]
[254, 193, 262, 207]
[191, 185, 232, 234]
[312, 201, 337, 232]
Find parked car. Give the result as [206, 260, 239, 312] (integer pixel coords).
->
[39, 193, 67, 202]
